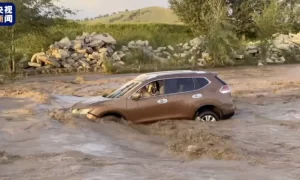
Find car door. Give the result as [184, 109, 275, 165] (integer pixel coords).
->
[176, 77, 211, 119]
[126, 95, 169, 122]
[126, 79, 182, 122]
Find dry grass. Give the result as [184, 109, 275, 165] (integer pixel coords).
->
[84, 6, 182, 25]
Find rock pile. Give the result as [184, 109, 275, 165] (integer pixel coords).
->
[112, 36, 208, 66]
[26, 31, 300, 72]
[245, 32, 300, 64]
[28, 32, 121, 71]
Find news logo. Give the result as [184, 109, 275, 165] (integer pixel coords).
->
[0, 2, 16, 26]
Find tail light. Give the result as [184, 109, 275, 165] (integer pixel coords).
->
[219, 85, 231, 94]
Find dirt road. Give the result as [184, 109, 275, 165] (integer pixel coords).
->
[1, 65, 300, 180]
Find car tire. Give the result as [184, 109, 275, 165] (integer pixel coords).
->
[195, 110, 220, 122]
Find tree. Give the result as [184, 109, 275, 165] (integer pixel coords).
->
[280, 0, 300, 32]
[230, 0, 268, 38]
[170, 0, 299, 39]
[253, 0, 291, 63]
[0, 0, 74, 73]
[232, 0, 300, 38]
[170, 0, 240, 65]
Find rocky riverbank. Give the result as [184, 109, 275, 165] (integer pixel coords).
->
[22, 31, 300, 73]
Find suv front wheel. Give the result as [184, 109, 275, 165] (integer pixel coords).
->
[195, 110, 220, 122]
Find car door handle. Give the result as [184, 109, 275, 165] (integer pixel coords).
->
[157, 99, 168, 104]
[192, 94, 202, 99]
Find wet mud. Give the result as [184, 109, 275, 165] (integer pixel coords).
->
[1, 65, 300, 179]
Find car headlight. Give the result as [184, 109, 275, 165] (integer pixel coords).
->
[71, 109, 92, 115]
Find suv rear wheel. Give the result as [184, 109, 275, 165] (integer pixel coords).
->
[195, 110, 219, 122]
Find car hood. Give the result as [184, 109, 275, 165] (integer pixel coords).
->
[71, 96, 112, 110]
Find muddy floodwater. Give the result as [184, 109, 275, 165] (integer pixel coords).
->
[1, 65, 300, 180]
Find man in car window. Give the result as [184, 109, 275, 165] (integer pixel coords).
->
[140, 85, 152, 97]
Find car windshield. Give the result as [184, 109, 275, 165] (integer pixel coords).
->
[106, 80, 141, 99]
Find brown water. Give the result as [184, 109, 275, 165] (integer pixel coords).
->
[1, 65, 300, 180]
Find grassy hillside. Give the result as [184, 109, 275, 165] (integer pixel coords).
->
[84, 6, 182, 25]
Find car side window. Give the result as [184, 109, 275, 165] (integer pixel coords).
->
[165, 78, 195, 94]
[137, 80, 165, 98]
[194, 78, 210, 89]
[177, 78, 194, 92]
[164, 79, 178, 94]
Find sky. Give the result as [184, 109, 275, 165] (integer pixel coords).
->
[56, 0, 170, 19]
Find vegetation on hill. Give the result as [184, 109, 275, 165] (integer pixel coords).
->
[83, 6, 182, 25]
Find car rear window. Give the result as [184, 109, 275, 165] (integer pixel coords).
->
[165, 78, 195, 94]
[194, 78, 210, 89]
[215, 76, 227, 85]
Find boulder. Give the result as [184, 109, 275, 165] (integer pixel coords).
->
[86, 47, 94, 54]
[31, 52, 45, 63]
[73, 53, 85, 60]
[153, 47, 166, 53]
[89, 40, 105, 47]
[28, 62, 42, 68]
[168, 45, 174, 51]
[38, 56, 61, 67]
[91, 52, 100, 60]
[146, 46, 153, 51]
[289, 32, 300, 45]
[92, 33, 116, 44]
[99, 48, 108, 53]
[183, 43, 191, 50]
[190, 37, 202, 46]
[128, 41, 136, 48]
[58, 37, 72, 48]
[112, 51, 126, 61]
[60, 61, 72, 69]
[121, 46, 129, 52]
[76, 48, 87, 54]
[53, 49, 70, 59]
[78, 59, 91, 69]
[90, 32, 97, 36]
[72, 62, 80, 68]
[162, 51, 171, 57]
[275, 44, 291, 51]
[136, 40, 149, 47]
[72, 40, 82, 50]
[66, 58, 75, 64]
[106, 46, 114, 55]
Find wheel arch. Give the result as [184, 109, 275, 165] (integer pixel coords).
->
[98, 111, 127, 120]
[194, 104, 223, 119]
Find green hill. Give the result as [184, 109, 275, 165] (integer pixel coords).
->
[84, 6, 182, 25]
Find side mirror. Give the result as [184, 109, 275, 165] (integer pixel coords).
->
[131, 92, 141, 100]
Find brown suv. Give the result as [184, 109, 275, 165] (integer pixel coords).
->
[71, 70, 235, 123]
